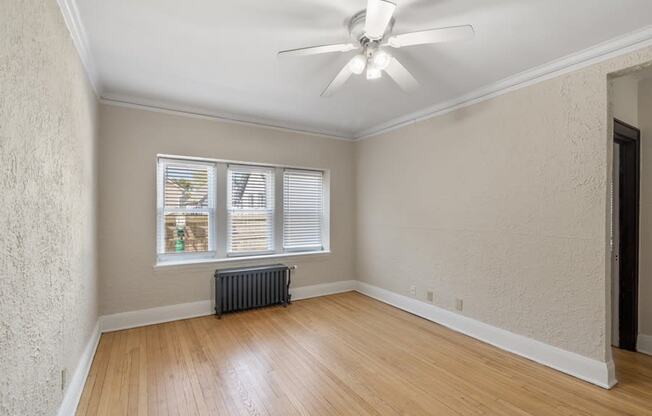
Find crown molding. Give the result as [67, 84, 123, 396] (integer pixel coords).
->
[100, 95, 355, 141]
[354, 25, 652, 140]
[56, 0, 101, 95]
[56, 0, 652, 142]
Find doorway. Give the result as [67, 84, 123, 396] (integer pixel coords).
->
[613, 119, 640, 351]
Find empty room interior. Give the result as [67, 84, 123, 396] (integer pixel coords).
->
[5, 0, 652, 415]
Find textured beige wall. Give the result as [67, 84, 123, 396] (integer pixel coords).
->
[98, 104, 355, 315]
[354, 47, 652, 362]
[638, 78, 652, 338]
[0, 1, 98, 415]
[613, 76, 639, 127]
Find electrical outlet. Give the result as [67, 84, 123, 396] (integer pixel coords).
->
[455, 298, 464, 312]
[409, 285, 416, 297]
[426, 290, 434, 303]
[61, 368, 67, 391]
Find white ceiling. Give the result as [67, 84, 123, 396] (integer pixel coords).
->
[77, 0, 652, 138]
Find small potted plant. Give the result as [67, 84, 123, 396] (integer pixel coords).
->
[175, 226, 186, 252]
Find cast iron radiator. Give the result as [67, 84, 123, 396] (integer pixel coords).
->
[214, 264, 291, 318]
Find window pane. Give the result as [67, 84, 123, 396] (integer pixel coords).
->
[164, 164, 209, 208]
[228, 166, 274, 254]
[163, 213, 210, 253]
[158, 159, 216, 258]
[229, 212, 273, 253]
[284, 170, 323, 250]
[229, 170, 271, 209]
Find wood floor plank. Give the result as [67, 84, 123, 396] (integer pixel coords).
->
[76, 331, 114, 415]
[77, 292, 652, 416]
[145, 324, 164, 416]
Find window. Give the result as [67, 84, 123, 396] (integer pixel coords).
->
[156, 156, 329, 265]
[283, 169, 324, 251]
[227, 165, 274, 255]
[157, 159, 216, 262]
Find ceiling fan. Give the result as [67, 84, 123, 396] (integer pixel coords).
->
[278, 0, 474, 97]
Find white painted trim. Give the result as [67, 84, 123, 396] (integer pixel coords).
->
[57, 280, 618, 415]
[57, 321, 101, 416]
[55, 0, 101, 95]
[154, 250, 332, 269]
[291, 280, 357, 301]
[158, 153, 334, 175]
[99, 280, 356, 333]
[638, 334, 652, 356]
[355, 282, 617, 389]
[100, 24, 652, 141]
[64, 11, 652, 142]
[354, 25, 652, 140]
[55, 280, 355, 413]
[56, 0, 354, 141]
[99, 96, 355, 141]
[100, 300, 214, 333]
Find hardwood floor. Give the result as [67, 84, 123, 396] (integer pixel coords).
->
[77, 292, 652, 415]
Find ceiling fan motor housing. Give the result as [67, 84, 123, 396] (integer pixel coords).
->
[349, 11, 395, 46]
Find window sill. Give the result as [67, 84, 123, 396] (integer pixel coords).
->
[154, 250, 331, 269]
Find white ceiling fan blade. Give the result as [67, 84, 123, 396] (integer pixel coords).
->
[278, 43, 356, 57]
[364, 0, 396, 40]
[321, 64, 353, 97]
[388, 25, 474, 48]
[384, 57, 419, 93]
[321, 61, 355, 97]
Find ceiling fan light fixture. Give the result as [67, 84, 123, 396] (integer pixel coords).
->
[278, 0, 474, 96]
[348, 54, 367, 75]
[372, 50, 391, 70]
[366, 66, 382, 80]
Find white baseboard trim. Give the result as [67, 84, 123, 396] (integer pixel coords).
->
[64, 279, 616, 416]
[100, 279, 357, 333]
[57, 321, 102, 416]
[100, 300, 214, 333]
[638, 334, 652, 356]
[56, 280, 356, 414]
[355, 282, 616, 389]
[291, 280, 357, 301]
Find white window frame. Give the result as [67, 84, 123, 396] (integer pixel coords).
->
[157, 158, 217, 264]
[226, 164, 276, 257]
[155, 155, 330, 267]
[283, 168, 325, 253]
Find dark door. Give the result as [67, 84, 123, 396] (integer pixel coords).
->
[614, 119, 640, 351]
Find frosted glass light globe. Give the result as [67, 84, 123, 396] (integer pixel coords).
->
[366, 67, 382, 80]
[372, 50, 391, 70]
[348, 54, 367, 75]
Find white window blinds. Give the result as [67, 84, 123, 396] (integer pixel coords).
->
[227, 165, 274, 254]
[283, 169, 324, 251]
[157, 159, 216, 256]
